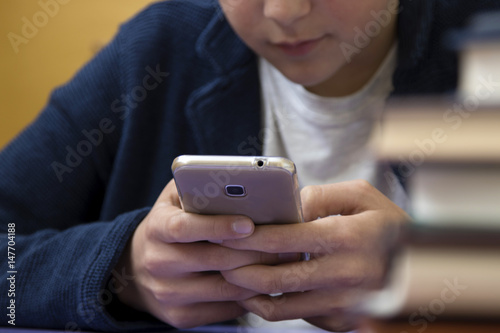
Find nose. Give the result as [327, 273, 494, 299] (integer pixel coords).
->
[263, 0, 311, 27]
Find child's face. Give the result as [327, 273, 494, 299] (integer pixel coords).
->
[219, 0, 398, 91]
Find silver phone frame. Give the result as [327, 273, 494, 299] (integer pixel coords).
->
[171, 155, 303, 225]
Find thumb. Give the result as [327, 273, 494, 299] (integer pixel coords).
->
[152, 178, 255, 243]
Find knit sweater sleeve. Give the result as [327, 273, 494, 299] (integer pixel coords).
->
[0, 10, 172, 332]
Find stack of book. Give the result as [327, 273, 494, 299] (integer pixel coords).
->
[363, 11, 500, 327]
[375, 98, 500, 228]
[365, 98, 500, 323]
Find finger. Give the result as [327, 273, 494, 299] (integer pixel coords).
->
[300, 180, 383, 221]
[239, 290, 362, 327]
[147, 242, 301, 276]
[151, 179, 256, 243]
[160, 212, 254, 243]
[152, 273, 258, 305]
[153, 301, 247, 329]
[223, 207, 404, 255]
[221, 215, 363, 254]
[222, 259, 372, 294]
[222, 256, 382, 295]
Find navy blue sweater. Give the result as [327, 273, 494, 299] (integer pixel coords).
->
[1, 0, 499, 331]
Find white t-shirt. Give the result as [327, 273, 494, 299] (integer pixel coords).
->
[259, 45, 408, 209]
[245, 45, 407, 329]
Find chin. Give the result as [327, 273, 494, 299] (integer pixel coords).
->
[273, 59, 340, 88]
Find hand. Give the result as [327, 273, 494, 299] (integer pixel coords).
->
[220, 180, 411, 332]
[114, 179, 298, 329]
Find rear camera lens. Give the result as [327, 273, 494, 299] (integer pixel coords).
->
[225, 185, 246, 197]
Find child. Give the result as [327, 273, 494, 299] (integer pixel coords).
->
[1, 0, 498, 332]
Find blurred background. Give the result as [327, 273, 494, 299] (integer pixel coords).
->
[0, 0, 158, 149]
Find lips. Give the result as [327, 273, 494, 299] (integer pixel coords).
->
[275, 36, 325, 57]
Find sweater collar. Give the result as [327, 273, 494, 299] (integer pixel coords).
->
[397, 0, 436, 70]
[186, 1, 262, 156]
[195, 1, 255, 74]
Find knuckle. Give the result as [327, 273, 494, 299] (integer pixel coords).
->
[154, 284, 180, 304]
[301, 185, 321, 206]
[335, 274, 366, 288]
[300, 185, 315, 200]
[233, 288, 254, 301]
[143, 248, 177, 277]
[143, 212, 160, 240]
[334, 265, 366, 288]
[218, 277, 247, 300]
[321, 292, 355, 317]
[166, 308, 197, 329]
[209, 219, 220, 239]
[324, 303, 343, 317]
[301, 185, 326, 221]
[143, 277, 166, 303]
[146, 206, 180, 242]
[326, 231, 350, 252]
[218, 282, 233, 300]
[321, 314, 359, 333]
[259, 274, 283, 294]
[164, 212, 186, 242]
[301, 184, 322, 197]
[352, 179, 373, 191]
[256, 305, 282, 322]
[334, 222, 364, 251]
[351, 179, 377, 200]
[207, 217, 227, 240]
[343, 231, 362, 251]
[142, 250, 162, 276]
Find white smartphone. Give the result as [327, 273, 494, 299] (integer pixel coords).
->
[171, 155, 303, 225]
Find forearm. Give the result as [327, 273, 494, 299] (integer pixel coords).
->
[0, 208, 171, 332]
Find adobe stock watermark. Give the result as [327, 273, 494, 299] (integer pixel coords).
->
[403, 278, 467, 333]
[7, 0, 72, 54]
[51, 64, 169, 183]
[340, 0, 399, 63]
[189, 165, 246, 211]
[383, 74, 500, 192]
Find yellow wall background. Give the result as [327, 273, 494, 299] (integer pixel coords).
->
[0, 0, 158, 148]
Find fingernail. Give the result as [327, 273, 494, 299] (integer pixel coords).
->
[232, 219, 254, 234]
